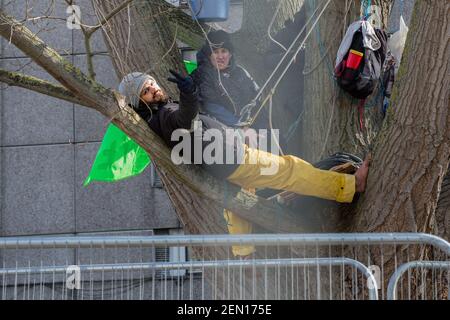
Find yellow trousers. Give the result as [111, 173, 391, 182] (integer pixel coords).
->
[224, 146, 356, 257]
[223, 202, 256, 257]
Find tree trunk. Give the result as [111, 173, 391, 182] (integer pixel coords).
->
[92, 0, 184, 98]
[352, 0, 449, 295]
[91, 0, 309, 298]
[352, 0, 449, 235]
[278, 0, 390, 230]
[282, 0, 449, 296]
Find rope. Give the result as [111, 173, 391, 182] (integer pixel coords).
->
[313, 152, 363, 169]
[285, 109, 305, 143]
[248, 0, 333, 126]
[266, 0, 332, 95]
[269, 0, 349, 147]
[305, 0, 354, 76]
[268, 94, 285, 156]
[237, 1, 323, 125]
[252, 2, 324, 104]
[267, 0, 288, 52]
[318, 89, 338, 159]
[302, 40, 333, 76]
[363, 0, 372, 20]
[399, 0, 404, 17]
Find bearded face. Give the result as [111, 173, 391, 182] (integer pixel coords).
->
[140, 79, 169, 104]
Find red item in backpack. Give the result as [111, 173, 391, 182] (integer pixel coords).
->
[346, 49, 364, 70]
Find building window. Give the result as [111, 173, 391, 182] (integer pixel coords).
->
[154, 229, 187, 278]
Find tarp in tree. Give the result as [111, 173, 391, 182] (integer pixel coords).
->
[84, 60, 198, 186]
[83, 124, 151, 186]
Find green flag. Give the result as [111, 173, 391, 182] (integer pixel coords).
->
[83, 60, 198, 186]
[184, 60, 198, 74]
[83, 124, 151, 186]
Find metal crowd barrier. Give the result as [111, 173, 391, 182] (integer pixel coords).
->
[0, 233, 448, 300]
[387, 261, 450, 300]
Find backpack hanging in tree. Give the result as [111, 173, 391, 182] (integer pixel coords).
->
[334, 20, 388, 99]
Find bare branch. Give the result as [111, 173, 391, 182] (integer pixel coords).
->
[85, 0, 133, 36]
[83, 30, 96, 80]
[0, 69, 90, 107]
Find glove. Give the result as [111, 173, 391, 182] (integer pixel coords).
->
[167, 69, 195, 94]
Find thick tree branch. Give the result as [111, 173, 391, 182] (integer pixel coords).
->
[0, 9, 114, 112]
[0, 8, 313, 233]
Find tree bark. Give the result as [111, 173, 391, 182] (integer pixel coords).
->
[91, 0, 184, 97]
[352, 0, 449, 296]
[302, 0, 392, 164]
[279, 0, 449, 297]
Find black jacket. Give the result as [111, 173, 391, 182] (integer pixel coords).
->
[192, 45, 260, 117]
[135, 90, 240, 179]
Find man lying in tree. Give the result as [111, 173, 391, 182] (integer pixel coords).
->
[118, 70, 370, 207]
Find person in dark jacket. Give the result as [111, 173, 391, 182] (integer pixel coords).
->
[192, 30, 262, 128]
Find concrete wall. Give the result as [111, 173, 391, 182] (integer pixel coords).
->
[0, 0, 180, 241]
